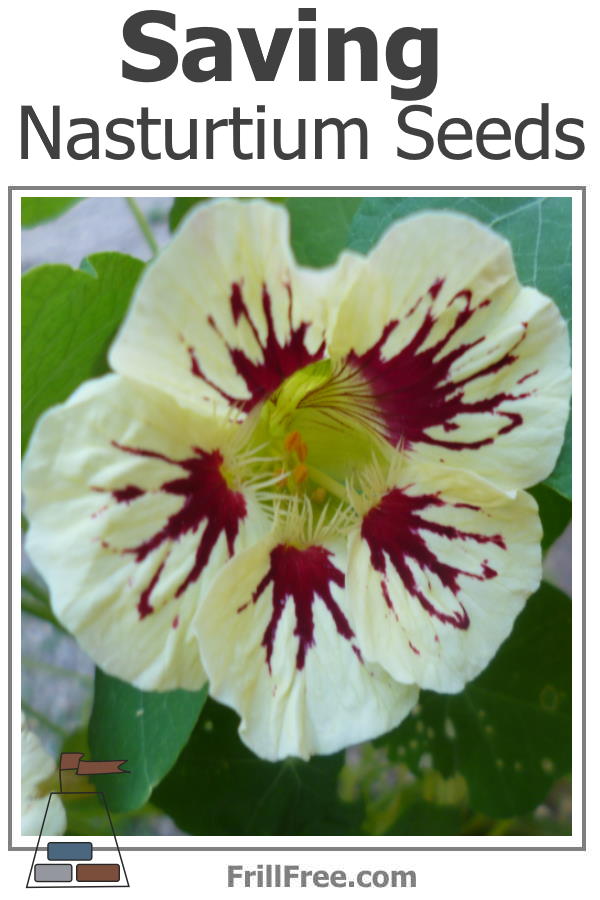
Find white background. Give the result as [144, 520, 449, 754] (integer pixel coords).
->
[1, 0, 594, 896]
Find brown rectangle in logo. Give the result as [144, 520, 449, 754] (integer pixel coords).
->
[76, 864, 120, 882]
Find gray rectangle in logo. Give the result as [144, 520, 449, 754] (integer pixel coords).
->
[34, 863, 73, 882]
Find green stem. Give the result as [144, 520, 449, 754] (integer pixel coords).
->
[21, 595, 66, 633]
[21, 576, 67, 633]
[21, 574, 49, 606]
[306, 466, 348, 502]
[22, 656, 93, 685]
[126, 198, 159, 257]
[21, 701, 69, 739]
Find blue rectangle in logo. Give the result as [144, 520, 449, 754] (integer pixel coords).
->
[47, 842, 93, 861]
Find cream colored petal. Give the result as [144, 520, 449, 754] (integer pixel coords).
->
[22, 375, 269, 691]
[21, 716, 65, 836]
[346, 457, 542, 693]
[195, 534, 418, 761]
[330, 213, 570, 491]
[110, 199, 363, 416]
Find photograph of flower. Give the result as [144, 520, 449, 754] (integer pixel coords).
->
[20, 195, 572, 838]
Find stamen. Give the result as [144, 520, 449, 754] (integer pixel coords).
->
[347, 447, 407, 516]
[217, 356, 406, 542]
[233, 441, 270, 461]
[246, 470, 292, 491]
[234, 455, 281, 466]
[306, 466, 350, 503]
[283, 430, 308, 461]
[271, 493, 359, 547]
[293, 463, 309, 485]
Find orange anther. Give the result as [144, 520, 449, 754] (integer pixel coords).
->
[283, 430, 301, 453]
[296, 437, 308, 462]
[311, 487, 327, 503]
[292, 463, 309, 485]
[283, 430, 308, 461]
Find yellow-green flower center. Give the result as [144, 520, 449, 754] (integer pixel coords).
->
[239, 359, 390, 519]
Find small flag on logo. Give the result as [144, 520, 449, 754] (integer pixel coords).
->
[59, 753, 128, 775]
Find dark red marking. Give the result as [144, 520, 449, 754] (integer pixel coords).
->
[187, 282, 325, 412]
[517, 369, 539, 385]
[381, 579, 394, 611]
[481, 560, 498, 579]
[429, 277, 445, 300]
[248, 544, 358, 672]
[108, 443, 246, 618]
[347, 287, 530, 451]
[409, 641, 421, 655]
[406, 295, 424, 318]
[352, 645, 364, 664]
[187, 345, 203, 379]
[361, 489, 505, 629]
[172, 615, 180, 629]
[113, 485, 145, 504]
[138, 560, 166, 620]
[406, 274, 446, 319]
[381, 579, 399, 621]
[91, 484, 145, 505]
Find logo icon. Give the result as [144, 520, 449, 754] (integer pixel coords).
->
[26, 753, 130, 888]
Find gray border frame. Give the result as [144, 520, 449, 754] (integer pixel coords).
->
[9, 185, 585, 853]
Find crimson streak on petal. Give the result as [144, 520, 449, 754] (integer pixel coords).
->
[247, 544, 358, 672]
[347, 284, 530, 450]
[186, 282, 325, 412]
[361, 489, 506, 629]
[105, 443, 247, 619]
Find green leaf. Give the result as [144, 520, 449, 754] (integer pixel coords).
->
[385, 800, 464, 836]
[379, 582, 571, 818]
[22, 574, 67, 632]
[21, 252, 144, 455]
[543, 409, 572, 499]
[21, 197, 81, 227]
[169, 197, 208, 232]
[348, 197, 572, 498]
[283, 197, 363, 267]
[152, 697, 364, 835]
[529, 483, 572, 553]
[88, 669, 207, 814]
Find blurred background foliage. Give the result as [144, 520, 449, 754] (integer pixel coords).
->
[21, 195, 572, 838]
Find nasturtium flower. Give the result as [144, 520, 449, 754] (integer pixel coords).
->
[21, 715, 65, 836]
[23, 200, 571, 761]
